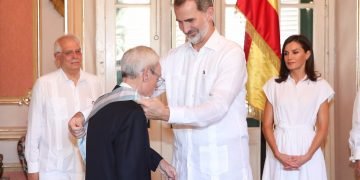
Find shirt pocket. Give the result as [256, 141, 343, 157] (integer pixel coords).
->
[199, 145, 229, 176]
[199, 73, 216, 102]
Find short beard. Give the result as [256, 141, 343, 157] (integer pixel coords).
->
[186, 24, 208, 45]
[187, 33, 201, 44]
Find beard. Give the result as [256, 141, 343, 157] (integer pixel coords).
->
[186, 25, 209, 45]
[187, 30, 202, 44]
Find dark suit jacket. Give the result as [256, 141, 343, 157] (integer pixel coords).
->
[86, 100, 162, 180]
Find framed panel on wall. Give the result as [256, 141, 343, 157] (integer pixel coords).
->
[358, 0, 360, 90]
[0, 0, 39, 105]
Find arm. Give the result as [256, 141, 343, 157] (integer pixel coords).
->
[68, 102, 95, 138]
[149, 148, 162, 171]
[68, 80, 104, 138]
[149, 148, 176, 179]
[355, 161, 360, 177]
[24, 81, 42, 175]
[27, 173, 39, 180]
[114, 108, 166, 179]
[292, 100, 329, 168]
[262, 99, 298, 170]
[158, 159, 177, 180]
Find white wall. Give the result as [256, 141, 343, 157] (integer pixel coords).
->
[334, 0, 358, 179]
[83, 0, 97, 74]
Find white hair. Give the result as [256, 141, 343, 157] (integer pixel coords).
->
[54, 34, 81, 54]
[120, 46, 160, 78]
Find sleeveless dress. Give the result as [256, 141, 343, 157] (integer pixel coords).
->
[262, 76, 334, 180]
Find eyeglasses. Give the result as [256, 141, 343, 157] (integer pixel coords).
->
[156, 77, 165, 88]
[57, 48, 82, 56]
[150, 69, 165, 88]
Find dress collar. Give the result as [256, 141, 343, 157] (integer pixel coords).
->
[287, 74, 309, 84]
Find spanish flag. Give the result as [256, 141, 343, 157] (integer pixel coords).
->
[236, 0, 281, 113]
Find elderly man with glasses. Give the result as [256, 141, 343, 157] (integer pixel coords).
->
[25, 34, 104, 180]
[68, 46, 176, 180]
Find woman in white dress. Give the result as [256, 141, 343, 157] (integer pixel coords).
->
[262, 34, 334, 180]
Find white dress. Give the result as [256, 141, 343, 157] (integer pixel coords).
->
[262, 76, 334, 180]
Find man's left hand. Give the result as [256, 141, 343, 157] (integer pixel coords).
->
[158, 159, 177, 180]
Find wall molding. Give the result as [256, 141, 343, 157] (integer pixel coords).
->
[3, 162, 22, 169]
[0, 127, 26, 141]
[0, 127, 26, 172]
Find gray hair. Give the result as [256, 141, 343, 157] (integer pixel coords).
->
[120, 46, 160, 78]
[54, 34, 81, 54]
[174, 0, 213, 12]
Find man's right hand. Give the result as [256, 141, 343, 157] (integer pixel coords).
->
[27, 172, 39, 180]
[138, 98, 170, 121]
[68, 112, 86, 138]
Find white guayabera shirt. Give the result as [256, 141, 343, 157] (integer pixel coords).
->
[25, 69, 103, 179]
[350, 91, 360, 162]
[161, 30, 253, 180]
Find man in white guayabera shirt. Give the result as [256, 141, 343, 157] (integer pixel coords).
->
[139, 0, 253, 179]
[25, 34, 104, 180]
[350, 91, 360, 177]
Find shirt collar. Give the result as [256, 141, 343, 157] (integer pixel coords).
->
[185, 29, 220, 52]
[59, 68, 86, 83]
[203, 29, 220, 51]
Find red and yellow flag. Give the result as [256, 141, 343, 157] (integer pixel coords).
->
[236, 0, 281, 113]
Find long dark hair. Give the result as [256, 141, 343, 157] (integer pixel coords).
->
[275, 34, 320, 83]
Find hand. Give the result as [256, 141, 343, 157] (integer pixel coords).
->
[68, 112, 86, 138]
[274, 153, 298, 170]
[27, 172, 39, 180]
[138, 98, 169, 121]
[291, 154, 311, 169]
[158, 159, 177, 180]
[354, 160, 360, 176]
